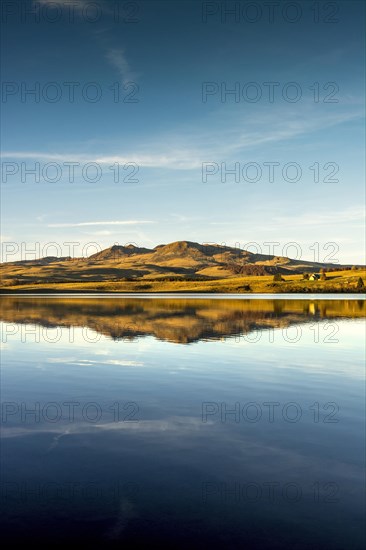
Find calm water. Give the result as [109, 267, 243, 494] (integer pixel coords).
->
[0, 296, 365, 548]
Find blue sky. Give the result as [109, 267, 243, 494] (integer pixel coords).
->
[1, 0, 365, 263]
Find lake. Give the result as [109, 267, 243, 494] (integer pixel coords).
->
[0, 295, 365, 548]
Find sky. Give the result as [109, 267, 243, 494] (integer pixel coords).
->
[0, 0, 365, 263]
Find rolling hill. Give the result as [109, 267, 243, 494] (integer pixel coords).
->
[0, 240, 364, 292]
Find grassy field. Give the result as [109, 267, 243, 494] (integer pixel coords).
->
[1, 269, 365, 293]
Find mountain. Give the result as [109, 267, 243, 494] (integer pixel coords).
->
[89, 244, 151, 261]
[7, 256, 72, 266]
[0, 240, 362, 290]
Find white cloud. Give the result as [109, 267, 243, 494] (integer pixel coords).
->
[0, 150, 201, 169]
[2, 106, 363, 171]
[106, 48, 137, 85]
[35, 0, 90, 9]
[47, 220, 155, 227]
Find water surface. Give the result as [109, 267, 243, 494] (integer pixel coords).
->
[1, 296, 365, 547]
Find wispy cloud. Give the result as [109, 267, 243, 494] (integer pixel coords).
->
[35, 0, 91, 9]
[106, 48, 137, 85]
[2, 104, 364, 170]
[47, 220, 155, 228]
[1, 151, 199, 169]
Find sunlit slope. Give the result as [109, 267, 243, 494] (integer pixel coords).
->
[1, 241, 364, 292]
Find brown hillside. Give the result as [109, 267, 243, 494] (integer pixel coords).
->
[0, 240, 361, 289]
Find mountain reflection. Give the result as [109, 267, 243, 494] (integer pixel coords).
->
[0, 297, 365, 344]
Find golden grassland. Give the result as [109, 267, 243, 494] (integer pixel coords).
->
[1, 269, 365, 294]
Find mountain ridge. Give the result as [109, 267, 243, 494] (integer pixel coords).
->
[1, 240, 363, 290]
[1, 239, 361, 268]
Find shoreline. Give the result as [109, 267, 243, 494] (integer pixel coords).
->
[1, 291, 365, 299]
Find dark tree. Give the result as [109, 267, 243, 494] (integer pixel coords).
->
[356, 277, 365, 289]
